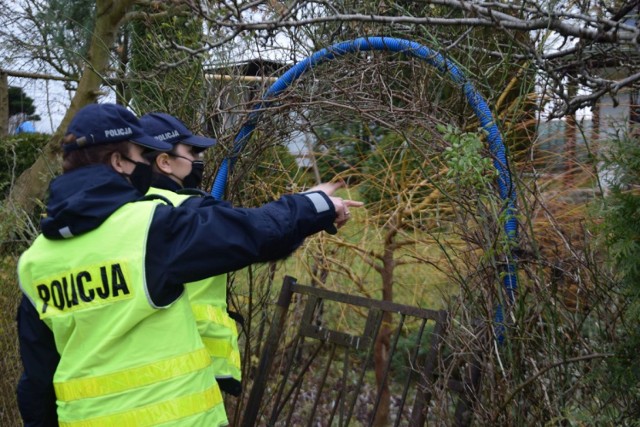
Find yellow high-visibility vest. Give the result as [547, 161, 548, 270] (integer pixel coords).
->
[18, 200, 227, 427]
[148, 187, 242, 386]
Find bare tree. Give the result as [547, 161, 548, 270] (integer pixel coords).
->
[0, 0, 138, 240]
[2, 0, 639, 235]
[1, 1, 638, 424]
[187, 0, 640, 117]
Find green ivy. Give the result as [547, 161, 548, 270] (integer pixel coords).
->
[438, 124, 497, 192]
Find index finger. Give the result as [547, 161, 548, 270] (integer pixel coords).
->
[344, 200, 365, 208]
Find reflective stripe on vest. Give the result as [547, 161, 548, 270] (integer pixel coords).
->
[202, 338, 241, 369]
[55, 348, 210, 401]
[192, 304, 238, 332]
[59, 385, 223, 427]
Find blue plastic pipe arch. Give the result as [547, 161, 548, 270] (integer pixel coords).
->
[211, 36, 517, 341]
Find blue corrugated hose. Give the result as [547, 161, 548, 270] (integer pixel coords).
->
[211, 36, 518, 343]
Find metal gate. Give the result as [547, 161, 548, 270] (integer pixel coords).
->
[240, 276, 481, 426]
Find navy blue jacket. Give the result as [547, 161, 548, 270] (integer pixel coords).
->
[16, 164, 336, 426]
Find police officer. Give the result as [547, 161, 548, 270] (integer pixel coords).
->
[140, 112, 243, 398]
[16, 103, 361, 427]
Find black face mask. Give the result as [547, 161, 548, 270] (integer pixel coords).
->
[121, 155, 153, 194]
[182, 160, 204, 188]
[170, 153, 205, 189]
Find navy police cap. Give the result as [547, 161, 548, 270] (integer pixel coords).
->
[64, 103, 172, 153]
[139, 112, 217, 149]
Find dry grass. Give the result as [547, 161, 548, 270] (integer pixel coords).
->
[0, 254, 22, 425]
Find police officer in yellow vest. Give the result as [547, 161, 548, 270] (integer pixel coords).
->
[140, 112, 243, 397]
[16, 103, 362, 427]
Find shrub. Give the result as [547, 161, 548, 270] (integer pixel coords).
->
[0, 133, 50, 199]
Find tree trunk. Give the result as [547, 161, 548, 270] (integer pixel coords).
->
[1, 0, 136, 243]
[373, 227, 397, 427]
[0, 72, 7, 137]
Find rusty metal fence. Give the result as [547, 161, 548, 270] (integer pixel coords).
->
[239, 276, 482, 426]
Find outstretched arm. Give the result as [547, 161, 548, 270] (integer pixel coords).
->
[145, 186, 362, 306]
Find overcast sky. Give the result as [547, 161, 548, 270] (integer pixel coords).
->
[8, 75, 71, 134]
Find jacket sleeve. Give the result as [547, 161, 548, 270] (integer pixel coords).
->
[145, 191, 336, 306]
[16, 296, 59, 427]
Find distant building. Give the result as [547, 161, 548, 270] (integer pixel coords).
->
[537, 33, 640, 189]
[204, 59, 315, 169]
[205, 59, 284, 132]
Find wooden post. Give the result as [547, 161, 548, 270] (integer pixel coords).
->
[0, 71, 8, 137]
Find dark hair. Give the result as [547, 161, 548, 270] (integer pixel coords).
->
[62, 134, 132, 173]
[145, 151, 164, 174]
